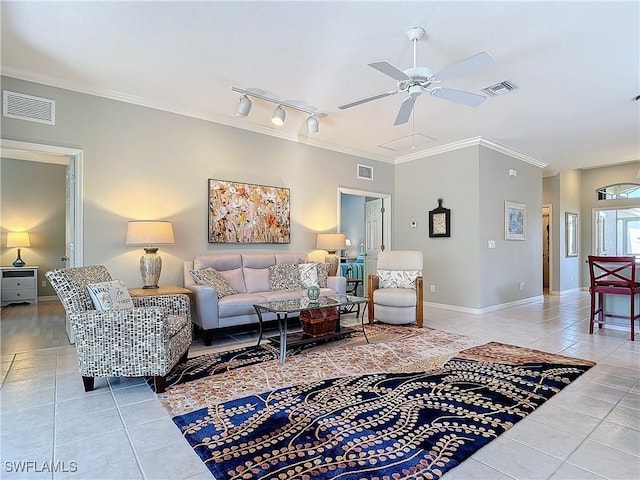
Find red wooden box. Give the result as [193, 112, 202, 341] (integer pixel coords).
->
[300, 307, 338, 337]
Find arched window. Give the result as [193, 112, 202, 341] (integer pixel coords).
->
[596, 183, 640, 200]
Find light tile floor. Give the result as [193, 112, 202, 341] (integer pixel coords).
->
[1, 292, 638, 479]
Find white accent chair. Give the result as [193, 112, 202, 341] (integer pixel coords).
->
[367, 251, 424, 327]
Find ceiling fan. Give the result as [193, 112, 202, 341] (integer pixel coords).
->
[339, 27, 496, 125]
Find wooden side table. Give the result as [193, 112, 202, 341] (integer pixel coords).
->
[346, 278, 363, 296]
[128, 285, 192, 297]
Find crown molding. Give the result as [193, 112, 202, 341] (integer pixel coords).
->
[395, 136, 547, 169]
[3, 71, 546, 168]
[2, 70, 393, 164]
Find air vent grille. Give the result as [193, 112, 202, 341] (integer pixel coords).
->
[3, 90, 56, 124]
[357, 164, 373, 180]
[481, 81, 519, 97]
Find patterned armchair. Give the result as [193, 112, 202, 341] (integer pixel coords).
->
[367, 251, 424, 327]
[46, 265, 191, 393]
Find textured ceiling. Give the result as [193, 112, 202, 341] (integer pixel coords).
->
[1, 1, 639, 175]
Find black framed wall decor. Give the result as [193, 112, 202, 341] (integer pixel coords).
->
[428, 198, 451, 238]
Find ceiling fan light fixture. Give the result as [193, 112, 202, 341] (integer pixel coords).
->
[306, 116, 319, 134]
[235, 95, 252, 117]
[271, 105, 285, 126]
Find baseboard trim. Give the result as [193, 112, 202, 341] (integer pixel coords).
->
[37, 295, 59, 302]
[548, 287, 583, 296]
[424, 295, 545, 315]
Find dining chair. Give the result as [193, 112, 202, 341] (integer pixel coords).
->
[587, 255, 639, 341]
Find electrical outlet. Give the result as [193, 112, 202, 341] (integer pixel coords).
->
[488, 240, 496, 249]
[410, 216, 417, 228]
[429, 285, 435, 292]
[519, 281, 525, 290]
[41, 280, 47, 288]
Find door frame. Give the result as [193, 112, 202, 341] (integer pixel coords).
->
[542, 203, 553, 293]
[1, 138, 84, 267]
[337, 187, 392, 252]
[337, 187, 392, 292]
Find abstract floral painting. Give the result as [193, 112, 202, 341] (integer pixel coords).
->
[208, 179, 290, 243]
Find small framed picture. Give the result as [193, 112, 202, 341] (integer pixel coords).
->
[505, 201, 526, 240]
[428, 198, 451, 238]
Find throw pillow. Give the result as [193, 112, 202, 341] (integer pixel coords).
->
[316, 262, 330, 288]
[86, 280, 134, 311]
[377, 269, 421, 289]
[190, 267, 238, 298]
[298, 262, 319, 288]
[268, 264, 302, 291]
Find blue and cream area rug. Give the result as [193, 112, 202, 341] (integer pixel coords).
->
[159, 326, 594, 480]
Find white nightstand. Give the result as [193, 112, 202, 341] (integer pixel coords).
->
[1, 266, 38, 307]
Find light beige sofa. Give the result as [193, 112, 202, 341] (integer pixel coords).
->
[183, 253, 346, 345]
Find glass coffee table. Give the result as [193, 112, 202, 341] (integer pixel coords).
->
[253, 295, 369, 364]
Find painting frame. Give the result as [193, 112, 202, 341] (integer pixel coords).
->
[208, 179, 290, 244]
[428, 197, 451, 238]
[566, 212, 578, 257]
[505, 201, 526, 241]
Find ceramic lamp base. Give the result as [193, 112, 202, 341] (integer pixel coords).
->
[140, 248, 162, 289]
[12, 248, 25, 267]
[325, 252, 339, 277]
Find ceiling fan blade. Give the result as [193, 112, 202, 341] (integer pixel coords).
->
[432, 87, 487, 107]
[368, 61, 410, 81]
[432, 51, 495, 81]
[338, 91, 398, 110]
[394, 96, 416, 125]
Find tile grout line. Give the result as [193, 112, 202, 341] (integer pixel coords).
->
[109, 377, 149, 480]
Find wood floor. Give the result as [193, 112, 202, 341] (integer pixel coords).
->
[0, 300, 70, 354]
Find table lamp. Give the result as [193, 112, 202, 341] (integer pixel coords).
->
[6, 231, 31, 267]
[316, 232, 346, 276]
[125, 221, 175, 288]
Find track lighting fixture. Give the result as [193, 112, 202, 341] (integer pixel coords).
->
[231, 86, 327, 133]
[271, 105, 286, 126]
[306, 116, 319, 134]
[235, 95, 252, 117]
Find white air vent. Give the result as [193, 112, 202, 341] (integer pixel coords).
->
[357, 164, 373, 180]
[3, 90, 55, 125]
[481, 81, 519, 97]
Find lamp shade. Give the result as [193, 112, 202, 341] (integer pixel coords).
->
[6, 231, 31, 248]
[125, 221, 174, 246]
[315, 232, 346, 253]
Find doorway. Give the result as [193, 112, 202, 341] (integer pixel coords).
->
[1, 139, 84, 343]
[337, 187, 391, 296]
[542, 204, 552, 293]
[1, 139, 83, 268]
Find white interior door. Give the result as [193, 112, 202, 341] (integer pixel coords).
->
[365, 198, 384, 283]
[65, 161, 76, 268]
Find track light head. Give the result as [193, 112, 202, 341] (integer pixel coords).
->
[306, 116, 319, 134]
[271, 105, 286, 126]
[235, 95, 252, 117]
